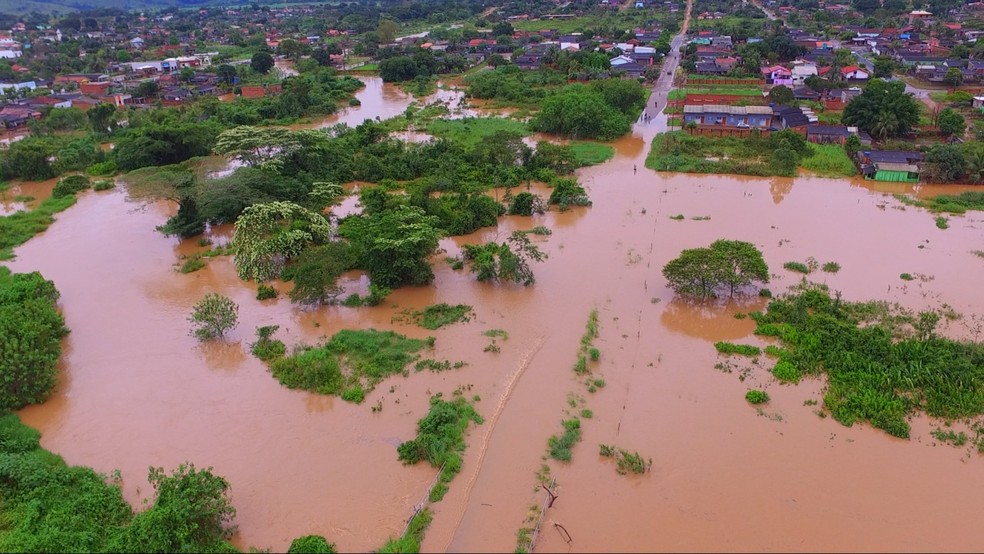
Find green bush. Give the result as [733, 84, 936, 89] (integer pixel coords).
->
[0, 269, 69, 411]
[745, 389, 770, 404]
[783, 261, 811, 274]
[288, 535, 337, 553]
[0, 413, 239, 553]
[256, 284, 278, 300]
[51, 175, 91, 197]
[547, 418, 582, 462]
[397, 396, 482, 502]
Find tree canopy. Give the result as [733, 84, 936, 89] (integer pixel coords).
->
[662, 239, 770, 298]
[842, 79, 921, 141]
[232, 201, 334, 281]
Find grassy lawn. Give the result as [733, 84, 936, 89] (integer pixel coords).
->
[350, 63, 379, 71]
[817, 111, 842, 124]
[668, 87, 764, 101]
[646, 131, 780, 176]
[646, 131, 854, 178]
[570, 141, 616, 166]
[424, 117, 530, 148]
[800, 144, 856, 178]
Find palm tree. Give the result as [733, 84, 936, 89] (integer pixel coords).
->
[870, 110, 900, 141]
[966, 148, 984, 183]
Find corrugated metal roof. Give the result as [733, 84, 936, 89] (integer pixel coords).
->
[875, 162, 920, 173]
[683, 104, 773, 115]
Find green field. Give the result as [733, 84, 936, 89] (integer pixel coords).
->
[667, 88, 764, 101]
[570, 141, 616, 166]
[424, 117, 530, 148]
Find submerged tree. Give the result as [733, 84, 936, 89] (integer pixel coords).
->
[339, 205, 444, 289]
[662, 240, 769, 298]
[462, 231, 547, 286]
[189, 293, 239, 341]
[232, 201, 333, 281]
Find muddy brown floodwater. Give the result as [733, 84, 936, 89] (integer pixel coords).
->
[7, 96, 984, 553]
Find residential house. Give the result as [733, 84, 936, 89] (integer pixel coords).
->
[612, 62, 646, 78]
[772, 105, 817, 130]
[806, 124, 852, 144]
[683, 104, 773, 128]
[857, 150, 923, 182]
[790, 61, 818, 85]
[761, 65, 792, 86]
[818, 65, 869, 81]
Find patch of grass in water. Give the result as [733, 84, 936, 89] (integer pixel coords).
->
[397, 395, 483, 503]
[0, 193, 77, 260]
[264, 329, 434, 402]
[753, 284, 984, 439]
[395, 303, 474, 330]
[745, 389, 770, 404]
[599, 443, 652, 475]
[547, 418, 582, 462]
[570, 141, 615, 166]
[931, 428, 967, 447]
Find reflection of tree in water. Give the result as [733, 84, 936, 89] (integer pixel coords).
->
[770, 177, 793, 205]
[199, 340, 247, 373]
[660, 295, 768, 342]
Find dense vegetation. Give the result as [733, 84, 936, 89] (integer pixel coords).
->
[842, 79, 921, 141]
[397, 394, 483, 502]
[0, 268, 68, 411]
[753, 284, 984, 439]
[0, 413, 238, 552]
[531, 80, 649, 140]
[258, 328, 436, 403]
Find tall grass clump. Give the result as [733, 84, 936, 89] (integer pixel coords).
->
[745, 390, 770, 404]
[547, 418, 582, 462]
[599, 443, 652, 475]
[715, 342, 761, 356]
[397, 395, 483, 502]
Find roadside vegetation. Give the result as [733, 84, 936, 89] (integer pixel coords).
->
[397, 394, 483, 502]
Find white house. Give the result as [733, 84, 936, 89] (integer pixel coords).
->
[791, 60, 818, 85]
[0, 81, 36, 92]
[0, 49, 21, 59]
[610, 55, 634, 66]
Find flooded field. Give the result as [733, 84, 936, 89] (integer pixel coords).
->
[6, 77, 984, 553]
